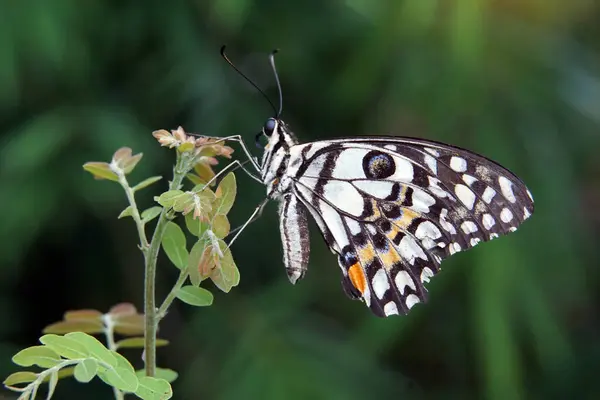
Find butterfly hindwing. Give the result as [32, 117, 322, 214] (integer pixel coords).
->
[287, 137, 534, 317]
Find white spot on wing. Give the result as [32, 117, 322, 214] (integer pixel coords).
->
[410, 189, 436, 213]
[372, 269, 389, 299]
[388, 156, 414, 183]
[450, 156, 467, 172]
[353, 180, 395, 199]
[384, 301, 399, 316]
[415, 221, 442, 240]
[499, 176, 517, 203]
[439, 209, 456, 234]
[449, 242, 462, 254]
[317, 200, 350, 249]
[303, 142, 331, 160]
[395, 270, 416, 294]
[424, 154, 437, 175]
[490, 233, 499, 240]
[500, 208, 513, 223]
[322, 180, 365, 217]
[428, 176, 449, 198]
[398, 236, 427, 265]
[523, 207, 531, 219]
[406, 294, 420, 309]
[462, 174, 477, 186]
[470, 238, 481, 246]
[455, 184, 476, 209]
[345, 217, 362, 235]
[330, 149, 369, 179]
[482, 187, 496, 204]
[420, 267, 433, 283]
[301, 154, 328, 179]
[482, 214, 495, 230]
[461, 221, 478, 234]
[421, 237, 437, 250]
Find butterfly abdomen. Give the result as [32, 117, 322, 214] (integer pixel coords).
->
[278, 193, 311, 284]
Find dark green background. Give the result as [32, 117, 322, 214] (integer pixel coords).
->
[1, 1, 599, 399]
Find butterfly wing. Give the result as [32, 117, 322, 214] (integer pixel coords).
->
[286, 137, 534, 317]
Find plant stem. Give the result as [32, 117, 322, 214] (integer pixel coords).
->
[118, 174, 150, 252]
[143, 153, 189, 377]
[157, 270, 189, 322]
[103, 316, 124, 400]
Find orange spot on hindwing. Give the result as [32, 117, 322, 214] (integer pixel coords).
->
[348, 263, 366, 294]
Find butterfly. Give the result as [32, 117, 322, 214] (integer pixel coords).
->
[220, 47, 534, 317]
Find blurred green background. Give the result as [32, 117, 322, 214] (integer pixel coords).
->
[1, 0, 600, 399]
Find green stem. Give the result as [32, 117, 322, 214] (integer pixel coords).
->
[143, 153, 189, 377]
[118, 174, 150, 252]
[157, 270, 189, 322]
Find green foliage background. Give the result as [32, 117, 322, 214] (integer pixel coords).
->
[1, 1, 599, 398]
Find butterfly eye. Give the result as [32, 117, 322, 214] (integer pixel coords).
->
[263, 118, 277, 136]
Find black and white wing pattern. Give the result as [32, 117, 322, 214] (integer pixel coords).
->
[286, 137, 534, 317]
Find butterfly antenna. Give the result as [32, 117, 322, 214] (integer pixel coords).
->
[220, 45, 278, 116]
[269, 49, 283, 118]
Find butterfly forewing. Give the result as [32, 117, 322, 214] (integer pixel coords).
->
[282, 137, 533, 317]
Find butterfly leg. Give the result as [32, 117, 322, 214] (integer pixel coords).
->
[195, 134, 261, 173]
[197, 159, 263, 191]
[226, 198, 269, 249]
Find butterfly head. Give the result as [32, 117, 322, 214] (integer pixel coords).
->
[258, 117, 299, 198]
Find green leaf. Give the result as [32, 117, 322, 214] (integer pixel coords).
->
[174, 191, 214, 218]
[155, 190, 184, 208]
[134, 376, 173, 400]
[65, 332, 117, 368]
[210, 241, 240, 293]
[133, 176, 162, 192]
[43, 320, 104, 335]
[39, 334, 89, 360]
[176, 285, 214, 307]
[161, 222, 188, 270]
[185, 212, 209, 237]
[189, 185, 216, 218]
[12, 346, 61, 368]
[212, 214, 230, 238]
[136, 368, 178, 384]
[110, 351, 135, 373]
[3, 371, 38, 386]
[115, 338, 169, 349]
[74, 359, 98, 383]
[171, 192, 195, 214]
[83, 162, 119, 182]
[98, 367, 138, 393]
[141, 206, 162, 224]
[213, 172, 236, 215]
[118, 206, 134, 219]
[46, 370, 58, 399]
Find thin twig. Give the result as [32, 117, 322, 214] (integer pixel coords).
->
[157, 270, 189, 322]
[117, 173, 150, 252]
